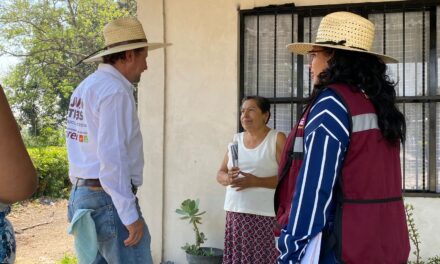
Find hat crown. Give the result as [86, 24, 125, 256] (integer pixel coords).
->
[103, 17, 147, 47]
[315, 12, 375, 52]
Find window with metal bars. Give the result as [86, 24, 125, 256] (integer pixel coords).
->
[239, 1, 440, 195]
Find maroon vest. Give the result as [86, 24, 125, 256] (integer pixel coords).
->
[273, 105, 309, 237]
[274, 84, 410, 263]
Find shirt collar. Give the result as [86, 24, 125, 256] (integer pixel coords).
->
[97, 63, 133, 90]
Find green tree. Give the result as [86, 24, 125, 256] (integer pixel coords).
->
[0, 0, 136, 135]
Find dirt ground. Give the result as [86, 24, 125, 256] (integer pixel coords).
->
[7, 198, 75, 264]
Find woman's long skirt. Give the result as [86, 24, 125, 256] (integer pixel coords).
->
[223, 211, 278, 264]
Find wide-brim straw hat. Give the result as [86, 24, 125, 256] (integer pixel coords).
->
[83, 17, 170, 63]
[287, 12, 397, 63]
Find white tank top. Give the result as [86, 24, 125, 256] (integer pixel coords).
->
[223, 129, 279, 217]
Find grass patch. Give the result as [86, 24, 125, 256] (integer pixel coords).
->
[58, 254, 77, 264]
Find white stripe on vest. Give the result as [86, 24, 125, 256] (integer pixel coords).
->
[352, 113, 378, 133]
[294, 137, 303, 153]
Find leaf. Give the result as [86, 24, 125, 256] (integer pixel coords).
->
[175, 209, 186, 215]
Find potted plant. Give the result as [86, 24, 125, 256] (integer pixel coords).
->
[175, 198, 223, 264]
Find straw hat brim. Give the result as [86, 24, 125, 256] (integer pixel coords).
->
[84, 42, 171, 63]
[287, 42, 397, 64]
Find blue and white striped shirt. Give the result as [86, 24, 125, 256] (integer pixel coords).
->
[278, 88, 350, 263]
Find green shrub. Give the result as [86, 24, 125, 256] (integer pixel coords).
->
[58, 254, 77, 264]
[28, 146, 70, 198]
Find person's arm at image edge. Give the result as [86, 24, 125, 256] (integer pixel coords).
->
[0, 86, 37, 204]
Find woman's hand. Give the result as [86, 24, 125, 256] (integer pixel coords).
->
[230, 171, 258, 191]
[217, 167, 241, 186]
[226, 167, 240, 184]
[217, 152, 242, 187]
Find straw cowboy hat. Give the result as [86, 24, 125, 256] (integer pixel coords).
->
[82, 17, 169, 63]
[287, 11, 397, 63]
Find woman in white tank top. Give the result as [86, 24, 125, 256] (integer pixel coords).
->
[217, 96, 286, 264]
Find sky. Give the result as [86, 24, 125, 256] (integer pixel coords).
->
[0, 55, 19, 82]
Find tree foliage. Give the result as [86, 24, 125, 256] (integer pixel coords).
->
[28, 146, 69, 198]
[0, 0, 136, 135]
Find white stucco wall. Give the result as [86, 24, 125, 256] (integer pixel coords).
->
[405, 197, 440, 261]
[138, 0, 238, 262]
[137, 0, 167, 261]
[137, 0, 440, 263]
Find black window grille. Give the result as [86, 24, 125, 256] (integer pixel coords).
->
[239, 1, 440, 195]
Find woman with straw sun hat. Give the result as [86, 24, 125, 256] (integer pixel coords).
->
[275, 11, 410, 263]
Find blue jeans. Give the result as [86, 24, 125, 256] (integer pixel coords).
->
[0, 206, 15, 264]
[68, 186, 153, 264]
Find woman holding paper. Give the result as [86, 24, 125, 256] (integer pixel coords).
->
[217, 96, 286, 264]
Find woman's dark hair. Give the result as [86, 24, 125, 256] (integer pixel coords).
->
[312, 48, 406, 143]
[102, 47, 145, 65]
[242, 96, 271, 124]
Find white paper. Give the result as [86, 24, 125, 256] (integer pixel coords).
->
[300, 232, 322, 264]
[228, 141, 238, 167]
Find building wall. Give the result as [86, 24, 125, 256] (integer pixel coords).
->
[137, 0, 440, 263]
[137, 0, 166, 261]
[406, 197, 440, 260]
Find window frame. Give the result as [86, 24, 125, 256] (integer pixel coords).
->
[239, 0, 440, 196]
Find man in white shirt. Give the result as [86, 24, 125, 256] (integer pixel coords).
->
[66, 17, 168, 263]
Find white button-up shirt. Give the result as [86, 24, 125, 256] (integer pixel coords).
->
[66, 64, 144, 225]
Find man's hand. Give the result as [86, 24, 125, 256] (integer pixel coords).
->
[124, 218, 144, 247]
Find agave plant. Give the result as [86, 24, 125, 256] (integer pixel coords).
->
[176, 198, 213, 256]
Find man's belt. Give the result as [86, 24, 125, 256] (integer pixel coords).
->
[76, 178, 101, 187]
[75, 178, 138, 194]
